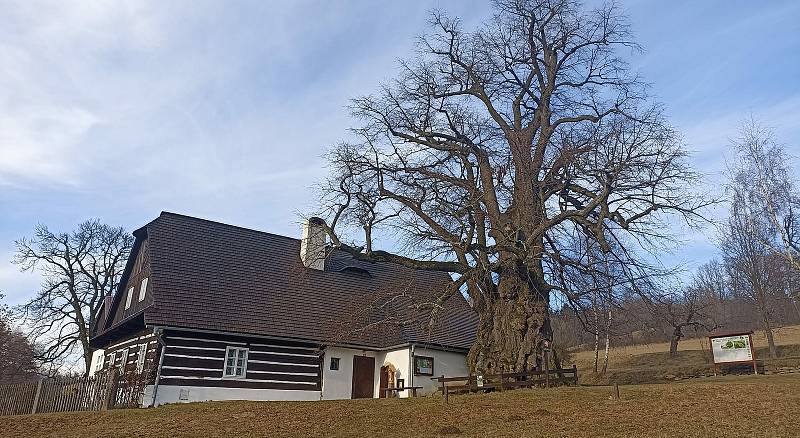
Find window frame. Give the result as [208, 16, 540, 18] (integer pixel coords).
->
[119, 348, 129, 371]
[136, 344, 147, 373]
[94, 354, 105, 373]
[329, 357, 340, 371]
[124, 286, 134, 310]
[222, 346, 249, 379]
[138, 277, 148, 302]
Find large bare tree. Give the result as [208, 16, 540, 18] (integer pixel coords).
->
[318, 0, 706, 373]
[720, 119, 800, 358]
[14, 220, 132, 374]
[730, 118, 800, 272]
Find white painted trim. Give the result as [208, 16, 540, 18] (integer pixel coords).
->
[138, 277, 148, 302]
[223, 346, 249, 378]
[248, 359, 318, 368]
[248, 350, 317, 358]
[108, 334, 155, 350]
[165, 353, 223, 361]
[247, 370, 318, 377]
[167, 336, 246, 345]
[167, 345, 225, 352]
[162, 366, 220, 372]
[161, 366, 317, 377]
[159, 376, 317, 385]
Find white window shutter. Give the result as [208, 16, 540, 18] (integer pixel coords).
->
[125, 287, 134, 309]
[139, 277, 149, 302]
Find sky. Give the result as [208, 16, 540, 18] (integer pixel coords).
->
[1, 0, 799, 307]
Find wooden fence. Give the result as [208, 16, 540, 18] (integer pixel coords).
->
[432, 365, 579, 402]
[0, 370, 148, 416]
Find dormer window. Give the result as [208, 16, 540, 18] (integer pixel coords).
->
[139, 277, 149, 302]
[338, 266, 372, 278]
[125, 287, 134, 310]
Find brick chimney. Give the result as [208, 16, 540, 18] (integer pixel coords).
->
[300, 217, 326, 270]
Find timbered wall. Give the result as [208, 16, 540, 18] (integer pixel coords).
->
[92, 328, 160, 380]
[109, 238, 153, 328]
[157, 330, 322, 392]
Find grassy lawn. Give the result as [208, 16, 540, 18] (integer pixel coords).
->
[2, 374, 799, 438]
[572, 325, 800, 384]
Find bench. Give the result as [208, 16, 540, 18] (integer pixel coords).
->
[379, 386, 424, 398]
[431, 365, 579, 402]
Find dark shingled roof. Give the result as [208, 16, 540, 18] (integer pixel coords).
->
[99, 212, 477, 350]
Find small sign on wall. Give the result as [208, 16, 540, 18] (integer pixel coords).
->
[413, 355, 434, 376]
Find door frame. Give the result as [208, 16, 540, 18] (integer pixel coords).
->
[351, 355, 375, 399]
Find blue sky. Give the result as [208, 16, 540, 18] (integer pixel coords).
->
[1, 0, 799, 306]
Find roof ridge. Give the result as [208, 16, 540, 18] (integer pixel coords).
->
[158, 211, 302, 243]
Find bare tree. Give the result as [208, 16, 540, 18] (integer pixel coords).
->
[718, 119, 800, 359]
[721, 196, 781, 358]
[732, 118, 800, 272]
[650, 281, 717, 358]
[317, 0, 706, 374]
[13, 220, 132, 374]
[0, 294, 39, 384]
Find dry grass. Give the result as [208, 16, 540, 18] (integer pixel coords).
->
[572, 325, 800, 384]
[1, 374, 799, 437]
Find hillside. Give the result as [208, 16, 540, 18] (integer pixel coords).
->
[1, 374, 799, 437]
[572, 325, 800, 384]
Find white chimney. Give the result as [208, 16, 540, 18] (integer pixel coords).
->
[300, 217, 327, 270]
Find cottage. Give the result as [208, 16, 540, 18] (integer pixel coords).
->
[89, 212, 477, 405]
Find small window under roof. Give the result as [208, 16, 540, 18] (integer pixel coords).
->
[338, 266, 372, 278]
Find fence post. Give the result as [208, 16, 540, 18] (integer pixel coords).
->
[102, 370, 119, 411]
[572, 364, 578, 386]
[441, 375, 448, 405]
[544, 351, 550, 388]
[31, 379, 44, 414]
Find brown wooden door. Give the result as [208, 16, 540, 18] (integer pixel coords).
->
[351, 355, 375, 399]
[378, 366, 388, 398]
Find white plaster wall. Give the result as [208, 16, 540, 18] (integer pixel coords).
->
[88, 349, 105, 377]
[380, 348, 411, 398]
[153, 385, 321, 406]
[321, 346, 378, 400]
[411, 347, 469, 395]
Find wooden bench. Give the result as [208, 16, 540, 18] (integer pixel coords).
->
[431, 365, 579, 402]
[379, 386, 424, 398]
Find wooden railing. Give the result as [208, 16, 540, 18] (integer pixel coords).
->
[0, 370, 148, 416]
[431, 365, 579, 402]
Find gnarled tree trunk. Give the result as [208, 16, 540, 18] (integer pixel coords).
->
[468, 261, 551, 373]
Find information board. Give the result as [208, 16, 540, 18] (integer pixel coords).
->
[710, 334, 753, 364]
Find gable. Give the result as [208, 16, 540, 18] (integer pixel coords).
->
[95, 234, 153, 337]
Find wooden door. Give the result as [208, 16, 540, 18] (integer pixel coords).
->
[378, 366, 388, 398]
[351, 356, 375, 399]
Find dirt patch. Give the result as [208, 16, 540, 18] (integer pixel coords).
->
[437, 426, 464, 435]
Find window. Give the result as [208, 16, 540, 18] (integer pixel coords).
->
[124, 287, 134, 309]
[329, 357, 340, 371]
[119, 348, 129, 370]
[94, 354, 105, 373]
[136, 344, 147, 373]
[109, 352, 117, 368]
[223, 346, 248, 378]
[413, 355, 434, 376]
[138, 277, 148, 302]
